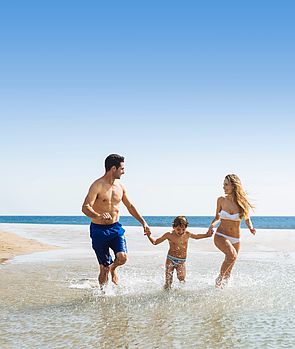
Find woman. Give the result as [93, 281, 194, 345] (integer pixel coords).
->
[208, 174, 256, 288]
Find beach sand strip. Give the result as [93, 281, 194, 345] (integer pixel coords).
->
[0, 230, 60, 264]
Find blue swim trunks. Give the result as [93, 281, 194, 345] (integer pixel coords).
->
[90, 222, 127, 266]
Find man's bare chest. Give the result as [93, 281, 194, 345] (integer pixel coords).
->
[98, 187, 123, 204]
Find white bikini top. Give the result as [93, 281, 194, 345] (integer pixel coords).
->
[219, 210, 241, 221]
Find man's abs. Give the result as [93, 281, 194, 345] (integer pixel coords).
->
[91, 208, 120, 225]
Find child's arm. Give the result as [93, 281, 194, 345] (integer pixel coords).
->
[207, 197, 222, 233]
[245, 217, 256, 235]
[146, 231, 170, 245]
[189, 230, 214, 240]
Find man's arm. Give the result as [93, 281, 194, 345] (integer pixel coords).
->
[121, 185, 150, 233]
[146, 231, 170, 245]
[81, 183, 112, 220]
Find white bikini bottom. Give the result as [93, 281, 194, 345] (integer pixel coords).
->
[215, 232, 240, 245]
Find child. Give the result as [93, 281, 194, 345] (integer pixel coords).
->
[145, 216, 213, 289]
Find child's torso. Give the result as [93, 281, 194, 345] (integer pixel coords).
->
[167, 232, 189, 258]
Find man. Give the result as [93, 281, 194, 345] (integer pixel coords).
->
[82, 154, 150, 288]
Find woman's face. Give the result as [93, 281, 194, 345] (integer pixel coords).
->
[223, 178, 233, 195]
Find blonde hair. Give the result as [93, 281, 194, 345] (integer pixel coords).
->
[173, 216, 189, 228]
[225, 174, 254, 219]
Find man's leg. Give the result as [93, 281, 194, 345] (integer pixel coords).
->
[90, 223, 112, 287]
[109, 252, 128, 285]
[98, 264, 110, 288]
[109, 233, 128, 285]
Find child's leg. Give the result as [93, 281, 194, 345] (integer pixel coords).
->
[164, 259, 175, 289]
[176, 262, 186, 283]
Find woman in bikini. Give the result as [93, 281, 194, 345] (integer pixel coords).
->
[207, 174, 256, 288]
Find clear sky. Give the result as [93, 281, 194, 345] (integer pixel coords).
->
[1, 0, 294, 216]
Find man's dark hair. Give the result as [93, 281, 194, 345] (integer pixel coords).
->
[105, 154, 125, 172]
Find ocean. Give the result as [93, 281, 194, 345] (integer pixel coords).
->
[1, 215, 295, 229]
[1, 219, 295, 348]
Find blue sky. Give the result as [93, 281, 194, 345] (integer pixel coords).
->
[1, 0, 294, 215]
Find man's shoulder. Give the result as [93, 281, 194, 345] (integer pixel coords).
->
[89, 177, 107, 192]
[92, 177, 104, 186]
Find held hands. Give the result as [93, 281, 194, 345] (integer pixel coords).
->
[206, 228, 214, 237]
[207, 227, 214, 237]
[143, 223, 151, 236]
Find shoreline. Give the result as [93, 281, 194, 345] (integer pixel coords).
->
[0, 229, 60, 264]
[1, 223, 295, 266]
[1, 216, 295, 230]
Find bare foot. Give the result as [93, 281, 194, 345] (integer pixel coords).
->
[98, 283, 106, 294]
[222, 276, 230, 286]
[215, 275, 224, 289]
[110, 266, 119, 285]
[163, 284, 172, 290]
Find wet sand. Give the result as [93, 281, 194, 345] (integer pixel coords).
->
[0, 229, 59, 264]
[1, 224, 295, 348]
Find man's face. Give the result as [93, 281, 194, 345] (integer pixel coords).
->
[114, 162, 125, 179]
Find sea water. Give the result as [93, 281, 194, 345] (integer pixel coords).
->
[1, 223, 295, 348]
[1, 215, 295, 229]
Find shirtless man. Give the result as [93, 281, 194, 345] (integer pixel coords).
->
[82, 154, 150, 287]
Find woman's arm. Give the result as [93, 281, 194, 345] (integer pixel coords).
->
[146, 232, 170, 245]
[245, 217, 256, 235]
[207, 197, 222, 233]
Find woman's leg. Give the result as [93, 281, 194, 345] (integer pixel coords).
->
[224, 243, 240, 280]
[214, 234, 240, 287]
[164, 259, 175, 289]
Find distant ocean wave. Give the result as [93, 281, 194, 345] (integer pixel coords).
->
[1, 216, 295, 229]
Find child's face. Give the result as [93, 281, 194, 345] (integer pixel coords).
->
[174, 226, 187, 236]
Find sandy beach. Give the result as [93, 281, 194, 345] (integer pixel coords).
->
[0, 229, 59, 264]
[1, 224, 295, 349]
